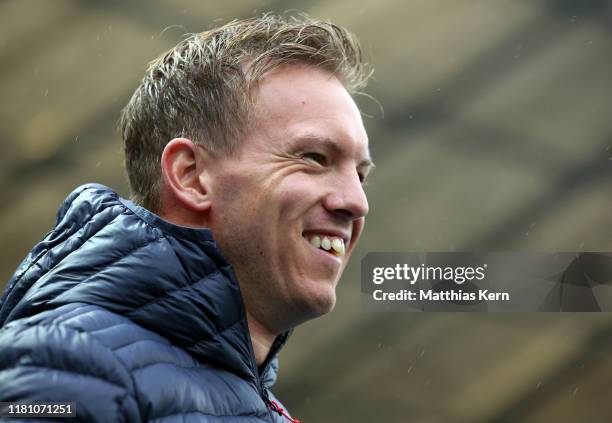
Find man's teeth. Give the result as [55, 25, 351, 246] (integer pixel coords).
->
[321, 237, 331, 250]
[331, 238, 344, 254]
[310, 235, 322, 248]
[308, 235, 345, 256]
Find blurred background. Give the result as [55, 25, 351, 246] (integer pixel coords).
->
[2, 0, 612, 421]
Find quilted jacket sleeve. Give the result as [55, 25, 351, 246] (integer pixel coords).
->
[0, 319, 142, 423]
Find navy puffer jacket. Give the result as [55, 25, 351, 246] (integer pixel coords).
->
[0, 184, 295, 422]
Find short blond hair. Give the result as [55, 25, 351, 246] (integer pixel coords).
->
[120, 13, 372, 212]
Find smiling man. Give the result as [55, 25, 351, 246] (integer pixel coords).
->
[0, 14, 372, 422]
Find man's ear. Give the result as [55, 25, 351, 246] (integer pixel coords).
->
[161, 138, 213, 212]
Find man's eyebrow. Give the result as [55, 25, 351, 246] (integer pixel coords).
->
[296, 134, 375, 169]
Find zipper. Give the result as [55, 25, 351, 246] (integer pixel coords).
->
[260, 373, 301, 422]
[253, 331, 301, 422]
[265, 394, 301, 423]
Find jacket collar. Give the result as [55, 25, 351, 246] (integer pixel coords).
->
[1, 184, 288, 389]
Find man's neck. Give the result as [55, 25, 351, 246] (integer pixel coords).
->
[246, 311, 277, 367]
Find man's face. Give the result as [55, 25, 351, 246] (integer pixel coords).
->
[208, 64, 372, 332]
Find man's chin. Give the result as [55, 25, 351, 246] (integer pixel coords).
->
[295, 284, 337, 321]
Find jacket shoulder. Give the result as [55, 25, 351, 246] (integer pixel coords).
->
[0, 184, 130, 325]
[0, 303, 142, 422]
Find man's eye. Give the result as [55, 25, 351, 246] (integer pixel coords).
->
[303, 152, 327, 166]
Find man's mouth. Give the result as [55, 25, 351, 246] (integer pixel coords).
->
[304, 234, 345, 257]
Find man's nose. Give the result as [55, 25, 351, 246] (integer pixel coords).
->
[323, 170, 369, 220]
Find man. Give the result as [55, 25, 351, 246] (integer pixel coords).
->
[0, 14, 373, 422]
